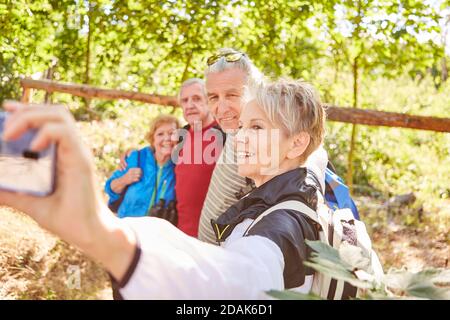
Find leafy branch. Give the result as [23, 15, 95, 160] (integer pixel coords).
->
[267, 240, 450, 300]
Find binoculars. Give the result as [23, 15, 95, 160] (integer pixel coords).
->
[148, 199, 178, 226]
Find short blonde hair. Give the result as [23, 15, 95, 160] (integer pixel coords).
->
[145, 114, 180, 147]
[245, 79, 326, 162]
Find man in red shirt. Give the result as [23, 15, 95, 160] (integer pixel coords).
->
[173, 78, 223, 237]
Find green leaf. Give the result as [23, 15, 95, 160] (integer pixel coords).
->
[305, 240, 374, 289]
[417, 268, 450, 285]
[306, 239, 351, 267]
[304, 260, 373, 289]
[406, 282, 450, 300]
[266, 290, 321, 300]
[384, 269, 450, 300]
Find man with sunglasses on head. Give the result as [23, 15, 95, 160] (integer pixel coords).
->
[198, 48, 329, 244]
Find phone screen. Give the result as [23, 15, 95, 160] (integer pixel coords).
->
[0, 112, 56, 196]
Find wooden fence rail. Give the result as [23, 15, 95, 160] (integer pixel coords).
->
[20, 78, 178, 107]
[20, 78, 450, 133]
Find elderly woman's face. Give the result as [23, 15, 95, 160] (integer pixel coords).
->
[234, 100, 292, 185]
[153, 122, 178, 158]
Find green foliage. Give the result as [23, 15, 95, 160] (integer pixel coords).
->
[304, 240, 374, 289]
[0, 1, 448, 299]
[313, 0, 444, 79]
[266, 289, 320, 300]
[383, 268, 450, 300]
[2, 0, 447, 104]
[1, 0, 448, 232]
[268, 240, 450, 300]
[320, 71, 450, 231]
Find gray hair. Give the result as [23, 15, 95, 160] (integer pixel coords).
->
[205, 48, 264, 86]
[178, 78, 207, 102]
[244, 79, 326, 161]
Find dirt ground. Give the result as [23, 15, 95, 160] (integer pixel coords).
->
[0, 207, 112, 300]
[0, 200, 448, 300]
[372, 225, 449, 272]
[358, 195, 449, 272]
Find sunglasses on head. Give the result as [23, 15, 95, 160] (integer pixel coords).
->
[206, 51, 246, 66]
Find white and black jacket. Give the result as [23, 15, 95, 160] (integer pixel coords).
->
[112, 167, 324, 299]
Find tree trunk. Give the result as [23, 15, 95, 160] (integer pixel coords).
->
[334, 58, 340, 83]
[442, 57, 448, 82]
[346, 0, 363, 195]
[181, 50, 194, 83]
[84, 2, 93, 114]
[347, 57, 359, 194]
[179, 12, 205, 84]
[442, 16, 449, 82]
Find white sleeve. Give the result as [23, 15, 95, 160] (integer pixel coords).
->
[118, 217, 285, 300]
[304, 145, 328, 192]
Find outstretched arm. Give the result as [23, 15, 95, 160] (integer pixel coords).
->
[116, 217, 285, 299]
[0, 101, 136, 282]
[0, 101, 286, 300]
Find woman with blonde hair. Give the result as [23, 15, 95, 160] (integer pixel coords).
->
[104, 114, 180, 218]
[0, 78, 327, 299]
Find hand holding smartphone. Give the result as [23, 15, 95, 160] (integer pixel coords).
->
[0, 111, 56, 196]
[0, 101, 137, 284]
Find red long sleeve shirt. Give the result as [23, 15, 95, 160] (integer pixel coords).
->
[175, 122, 223, 237]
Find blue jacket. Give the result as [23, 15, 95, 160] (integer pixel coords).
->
[104, 147, 176, 218]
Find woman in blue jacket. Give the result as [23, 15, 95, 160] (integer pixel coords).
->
[104, 115, 180, 218]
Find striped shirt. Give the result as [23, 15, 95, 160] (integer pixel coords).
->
[198, 135, 248, 244]
[198, 136, 328, 244]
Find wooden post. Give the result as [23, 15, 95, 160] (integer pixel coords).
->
[44, 58, 58, 103]
[21, 87, 31, 103]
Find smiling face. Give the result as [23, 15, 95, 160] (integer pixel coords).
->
[153, 122, 178, 160]
[234, 79, 324, 186]
[235, 100, 295, 186]
[179, 83, 212, 126]
[206, 67, 246, 130]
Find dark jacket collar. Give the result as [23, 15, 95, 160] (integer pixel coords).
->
[211, 168, 319, 242]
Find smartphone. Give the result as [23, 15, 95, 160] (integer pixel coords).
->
[0, 111, 56, 196]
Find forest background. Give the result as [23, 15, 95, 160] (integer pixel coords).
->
[0, 0, 449, 299]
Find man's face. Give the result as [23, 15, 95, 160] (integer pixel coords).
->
[179, 83, 210, 126]
[206, 68, 246, 130]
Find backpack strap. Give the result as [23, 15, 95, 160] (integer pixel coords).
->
[306, 168, 323, 196]
[108, 149, 141, 213]
[177, 124, 191, 144]
[244, 200, 319, 236]
[327, 160, 337, 174]
[212, 124, 227, 146]
[173, 123, 226, 164]
[177, 123, 227, 146]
